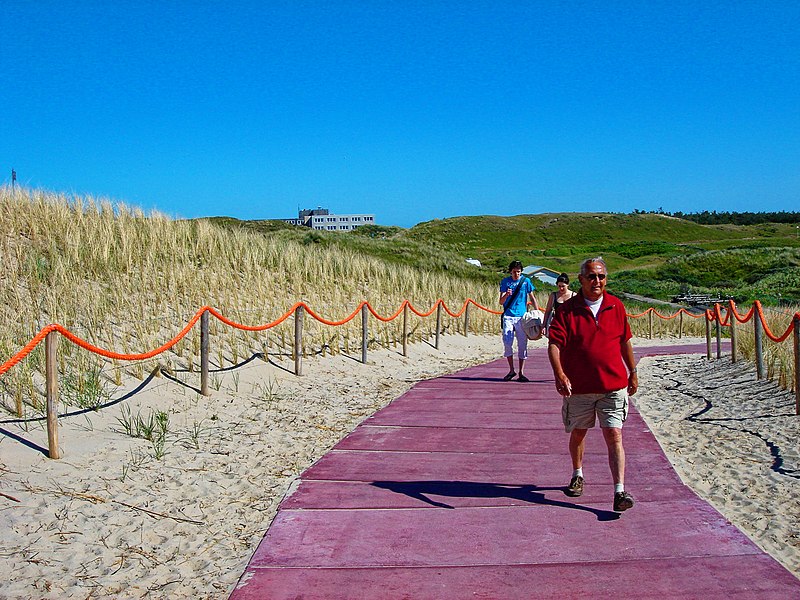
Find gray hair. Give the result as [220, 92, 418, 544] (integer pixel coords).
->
[580, 257, 606, 276]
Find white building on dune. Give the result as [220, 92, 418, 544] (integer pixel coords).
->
[283, 207, 375, 231]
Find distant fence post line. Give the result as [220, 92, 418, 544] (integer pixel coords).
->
[794, 314, 799, 415]
[361, 303, 368, 365]
[200, 310, 210, 396]
[435, 302, 442, 349]
[729, 301, 738, 363]
[402, 303, 409, 357]
[754, 309, 765, 380]
[294, 305, 304, 376]
[45, 330, 61, 459]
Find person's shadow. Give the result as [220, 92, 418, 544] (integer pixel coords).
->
[371, 480, 620, 521]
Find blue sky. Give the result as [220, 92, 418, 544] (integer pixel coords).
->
[2, 1, 799, 228]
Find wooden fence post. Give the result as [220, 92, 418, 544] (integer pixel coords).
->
[463, 302, 470, 337]
[705, 315, 712, 360]
[729, 302, 737, 363]
[402, 303, 409, 357]
[678, 310, 683, 339]
[793, 314, 799, 415]
[294, 304, 304, 376]
[435, 302, 442, 350]
[754, 307, 764, 380]
[200, 310, 210, 396]
[361, 303, 368, 364]
[648, 309, 653, 339]
[45, 330, 62, 459]
[715, 306, 722, 359]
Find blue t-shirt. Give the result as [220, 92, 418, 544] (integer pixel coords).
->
[500, 276, 535, 317]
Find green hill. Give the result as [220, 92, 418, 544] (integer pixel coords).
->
[213, 212, 800, 304]
[397, 212, 800, 303]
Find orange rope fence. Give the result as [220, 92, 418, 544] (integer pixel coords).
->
[0, 299, 502, 379]
[1, 296, 798, 460]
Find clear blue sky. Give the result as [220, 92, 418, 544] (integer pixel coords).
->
[2, 1, 799, 228]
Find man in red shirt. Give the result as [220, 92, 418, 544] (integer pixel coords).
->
[547, 257, 638, 512]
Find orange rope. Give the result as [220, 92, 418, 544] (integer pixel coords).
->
[366, 300, 407, 323]
[468, 298, 502, 315]
[729, 300, 754, 323]
[300, 302, 365, 327]
[207, 304, 298, 330]
[0, 325, 57, 377]
[1, 298, 796, 381]
[754, 301, 796, 343]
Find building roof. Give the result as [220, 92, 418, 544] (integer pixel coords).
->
[522, 265, 560, 286]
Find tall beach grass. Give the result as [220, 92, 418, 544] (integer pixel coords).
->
[0, 187, 503, 418]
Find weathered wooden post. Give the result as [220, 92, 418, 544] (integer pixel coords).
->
[793, 314, 799, 415]
[294, 304, 304, 376]
[729, 301, 737, 363]
[45, 330, 62, 459]
[200, 310, 210, 396]
[361, 303, 368, 364]
[648, 309, 653, 339]
[678, 310, 683, 339]
[705, 314, 712, 360]
[754, 306, 764, 380]
[435, 301, 442, 350]
[402, 303, 409, 357]
[715, 305, 722, 359]
[463, 302, 470, 337]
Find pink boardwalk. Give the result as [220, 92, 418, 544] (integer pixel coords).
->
[230, 343, 799, 599]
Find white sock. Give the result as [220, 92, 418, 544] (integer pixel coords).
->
[573, 468, 583, 479]
[615, 483, 624, 494]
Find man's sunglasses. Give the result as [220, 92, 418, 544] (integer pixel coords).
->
[583, 273, 606, 281]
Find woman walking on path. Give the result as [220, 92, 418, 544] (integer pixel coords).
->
[500, 260, 540, 382]
[543, 272, 576, 337]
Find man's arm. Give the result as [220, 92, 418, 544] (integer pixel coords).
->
[548, 343, 572, 397]
[622, 339, 638, 396]
[527, 291, 540, 311]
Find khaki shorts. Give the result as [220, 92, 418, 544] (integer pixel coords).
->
[562, 389, 628, 432]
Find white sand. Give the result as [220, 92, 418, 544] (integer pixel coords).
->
[1, 335, 797, 598]
[634, 350, 800, 575]
[0, 333, 512, 599]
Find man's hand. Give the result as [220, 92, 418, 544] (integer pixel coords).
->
[555, 373, 572, 397]
[627, 371, 638, 396]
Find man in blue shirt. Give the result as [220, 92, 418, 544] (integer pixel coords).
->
[500, 260, 540, 382]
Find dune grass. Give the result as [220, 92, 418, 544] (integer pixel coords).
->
[0, 187, 502, 418]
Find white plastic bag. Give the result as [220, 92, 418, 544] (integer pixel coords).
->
[521, 309, 544, 340]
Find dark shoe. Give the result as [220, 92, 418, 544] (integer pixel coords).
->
[565, 475, 584, 497]
[613, 491, 635, 512]
[517, 374, 530, 383]
[503, 371, 516, 381]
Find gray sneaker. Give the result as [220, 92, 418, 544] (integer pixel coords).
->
[566, 475, 584, 497]
[613, 491, 635, 512]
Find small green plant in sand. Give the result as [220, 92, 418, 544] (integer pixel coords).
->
[254, 378, 281, 405]
[116, 405, 171, 459]
[61, 365, 111, 410]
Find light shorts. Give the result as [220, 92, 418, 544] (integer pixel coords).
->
[562, 389, 628, 432]
[501, 316, 528, 359]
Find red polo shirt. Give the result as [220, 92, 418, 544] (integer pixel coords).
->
[547, 291, 632, 394]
